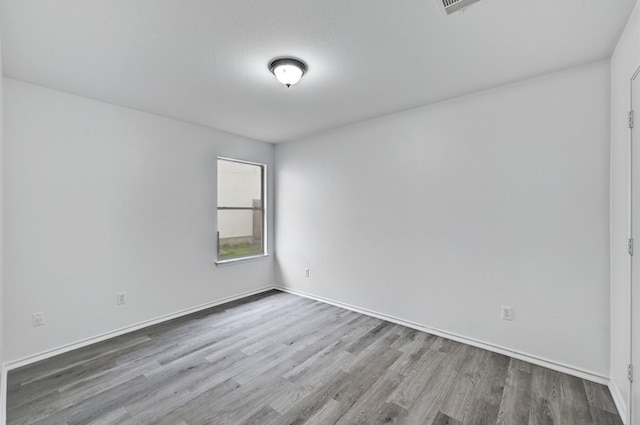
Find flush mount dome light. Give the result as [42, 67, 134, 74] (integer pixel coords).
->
[269, 58, 307, 87]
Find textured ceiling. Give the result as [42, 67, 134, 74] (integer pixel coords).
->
[0, 0, 636, 142]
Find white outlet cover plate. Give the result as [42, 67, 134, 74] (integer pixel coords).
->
[32, 312, 45, 326]
[501, 306, 513, 321]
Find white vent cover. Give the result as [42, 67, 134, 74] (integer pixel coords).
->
[441, 0, 482, 15]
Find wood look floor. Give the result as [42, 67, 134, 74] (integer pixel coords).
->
[8, 290, 622, 425]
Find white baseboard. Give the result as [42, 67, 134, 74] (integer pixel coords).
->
[609, 379, 629, 424]
[2, 283, 617, 425]
[275, 285, 610, 385]
[4, 286, 277, 371]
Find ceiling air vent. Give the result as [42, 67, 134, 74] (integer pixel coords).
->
[440, 0, 482, 15]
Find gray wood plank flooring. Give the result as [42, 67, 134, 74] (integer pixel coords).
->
[7, 290, 622, 425]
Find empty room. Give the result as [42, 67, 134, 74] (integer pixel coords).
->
[0, 0, 639, 424]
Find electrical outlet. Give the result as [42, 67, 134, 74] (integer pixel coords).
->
[304, 268, 310, 278]
[502, 306, 513, 321]
[32, 312, 45, 327]
[117, 292, 126, 305]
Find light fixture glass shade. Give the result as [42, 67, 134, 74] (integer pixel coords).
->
[269, 58, 307, 87]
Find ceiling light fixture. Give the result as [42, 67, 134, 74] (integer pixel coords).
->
[269, 58, 307, 88]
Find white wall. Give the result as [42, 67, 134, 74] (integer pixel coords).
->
[3, 79, 275, 363]
[610, 3, 640, 421]
[276, 61, 611, 378]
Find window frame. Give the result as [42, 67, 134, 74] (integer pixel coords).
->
[215, 157, 268, 266]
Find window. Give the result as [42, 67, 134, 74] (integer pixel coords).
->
[217, 158, 266, 262]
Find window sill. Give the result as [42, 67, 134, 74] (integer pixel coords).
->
[215, 253, 270, 267]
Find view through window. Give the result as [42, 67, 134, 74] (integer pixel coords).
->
[217, 158, 265, 261]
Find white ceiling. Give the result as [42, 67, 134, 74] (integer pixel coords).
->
[0, 0, 636, 143]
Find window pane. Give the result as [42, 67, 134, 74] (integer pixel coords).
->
[217, 209, 263, 259]
[218, 160, 262, 208]
[217, 158, 265, 261]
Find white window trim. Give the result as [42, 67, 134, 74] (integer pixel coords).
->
[215, 253, 270, 267]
